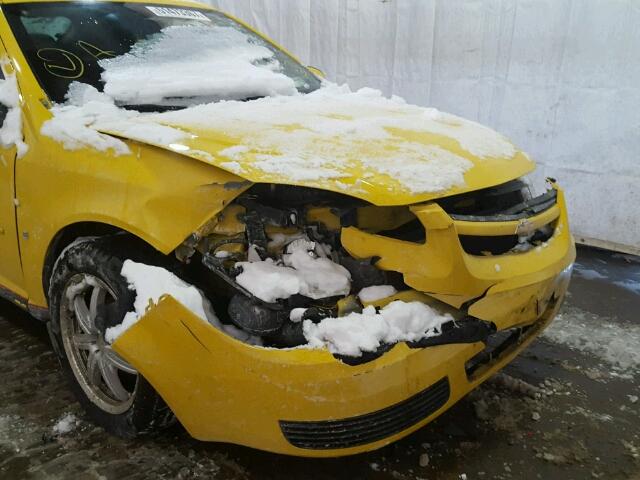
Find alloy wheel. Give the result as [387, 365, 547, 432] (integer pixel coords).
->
[60, 274, 138, 414]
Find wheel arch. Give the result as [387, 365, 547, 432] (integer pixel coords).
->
[42, 221, 165, 304]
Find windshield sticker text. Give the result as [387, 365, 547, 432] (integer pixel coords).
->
[145, 7, 211, 22]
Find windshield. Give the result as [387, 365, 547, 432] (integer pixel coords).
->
[3, 2, 321, 107]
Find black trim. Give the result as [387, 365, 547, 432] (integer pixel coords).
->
[279, 377, 450, 450]
[29, 304, 50, 321]
[0, 284, 27, 308]
[450, 190, 557, 222]
[0, 284, 49, 321]
[407, 317, 495, 349]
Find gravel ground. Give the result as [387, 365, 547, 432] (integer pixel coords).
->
[1, 246, 639, 480]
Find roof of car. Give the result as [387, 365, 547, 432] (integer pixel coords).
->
[0, 0, 213, 8]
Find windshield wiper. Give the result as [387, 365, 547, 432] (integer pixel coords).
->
[120, 95, 270, 112]
[120, 104, 188, 113]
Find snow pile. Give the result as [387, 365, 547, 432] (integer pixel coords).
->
[614, 279, 640, 295]
[303, 301, 452, 357]
[234, 259, 301, 303]
[358, 285, 398, 303]
[543, 306, 640, 372]
[41, 83, 188, 155]
[52, 413, 78, 436]
[42, 80, 516, 194]
[100, 25, 296, 105]
[574, 265, 608, 281]
[0, 71, 28, 158]
[284, 239, 351, 299]
[105, 260, 261, 345]
[158, 84, 516, 192]
[235, 240, 351, 302]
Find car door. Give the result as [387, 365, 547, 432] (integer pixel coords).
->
[0, 62, 26, 302]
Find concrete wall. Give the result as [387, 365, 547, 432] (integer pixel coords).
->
[205, 0, 640, 253]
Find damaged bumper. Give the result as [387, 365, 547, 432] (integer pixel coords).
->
[112, 268, 569, 456]
[343, 184, 575, 323]
[112, 190, 573, 457]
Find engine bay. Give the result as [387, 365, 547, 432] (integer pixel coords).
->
[172, 184, 505, 359]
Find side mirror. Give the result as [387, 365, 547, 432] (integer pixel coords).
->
[307, 66, 325, 79]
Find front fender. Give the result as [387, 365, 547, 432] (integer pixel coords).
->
[16, 139, 250, 307]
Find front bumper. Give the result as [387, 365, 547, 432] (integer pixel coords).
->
[112, 186, 575, 457]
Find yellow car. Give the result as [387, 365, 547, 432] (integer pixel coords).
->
[0, 0, 574, 456]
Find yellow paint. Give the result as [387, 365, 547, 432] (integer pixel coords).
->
[305, 205, 416, 232]
[342, 186, 574, 308]
[306, 66, 325, 78]
[209, 204, 246, 236]
[0, 44, 26, 298]
[76, 40, 117, 59]
[113, 262, 570, 457]
[0, 0, 577, 457]
[37, 48, 85, 79]
[306, 206, 342, 231]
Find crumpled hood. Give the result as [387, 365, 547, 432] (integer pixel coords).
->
[101, 86, 535, 206]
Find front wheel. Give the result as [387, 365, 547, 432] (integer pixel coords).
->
[48, 236, 174, 438]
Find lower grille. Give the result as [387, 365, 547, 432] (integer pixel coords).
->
[279, 377, 450, 450]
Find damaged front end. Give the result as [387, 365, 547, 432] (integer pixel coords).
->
[173, 183, 513, 361]
[110, 177, 574, 455]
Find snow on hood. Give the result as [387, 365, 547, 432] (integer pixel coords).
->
[41, 82, 534, 206]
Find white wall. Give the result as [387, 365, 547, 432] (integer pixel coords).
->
[206, 0, 640, 254]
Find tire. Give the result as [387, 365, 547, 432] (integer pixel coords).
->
[48, 235, 175, 438]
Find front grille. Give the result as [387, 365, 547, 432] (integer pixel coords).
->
[279, 377, 450, 450]
[459, 224, 555, 255]
[438, 179, 557, 221]
[436, 179, 558, 255]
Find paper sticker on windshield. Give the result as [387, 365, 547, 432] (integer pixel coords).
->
[146, 7, 211, 22]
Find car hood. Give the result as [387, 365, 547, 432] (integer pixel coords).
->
[100, 90, 535, 207]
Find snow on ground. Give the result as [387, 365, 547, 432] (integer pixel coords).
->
[303, 301, 452, 357]
[105, 261, 261, 345]
[613, 279, 640, 295]
[235, 240, 351, 302]
[543, 306, 640, 373]
[52, 413, 78, 436]
[100, 25, 296, 105]
[0, 70, 28, 158]
[574, 267, 608, 281]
